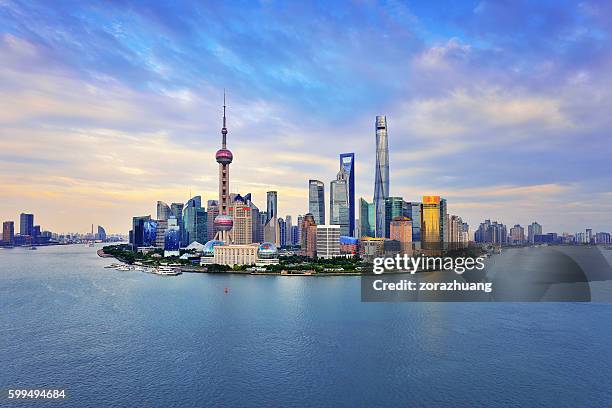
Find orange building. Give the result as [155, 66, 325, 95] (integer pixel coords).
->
[390, 216, 413, 255]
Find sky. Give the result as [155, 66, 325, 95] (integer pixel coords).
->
[1, 0, 611, 235]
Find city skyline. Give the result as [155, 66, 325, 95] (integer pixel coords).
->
[1, 1, 612, 233]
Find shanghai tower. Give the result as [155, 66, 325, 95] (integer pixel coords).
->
[373, 116, 389, 238]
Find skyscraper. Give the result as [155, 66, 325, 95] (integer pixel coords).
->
[308, 180, 325, 225]
[440, 198, 448, 249]
[421, 196, 440, 253]
[527, 222, 542, 244]
[20, 213, 34, 236]
[403, 202, 422, 249]
[156, 201, 171, 221]
[230, 195, 252, 245]
[339, 153, 355, 237]
[206, 200, 219, 241]
[213, 93, 234, 243]
[183, 196, 202, 245]
[390, 216, 413, 255]
[373, 116, 389, 238]
[300, 213, 317, 258]
[330, 167, 350, 237]
[359, 198, 375, 238]
[164, 217, 180, 257]
[170, 203, 184, 246]
[3, 221, 14, 245]
[266, 191, 278, 222]
[131, 215, 151, 250]
[278, 218, 286, 248]
[285, 215, 292, 246]
[383, 197, 404, 238]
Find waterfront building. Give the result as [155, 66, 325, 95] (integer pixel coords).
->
[373, 116, 389, 238]
[384, 240, 401, 257]
[527, 222, 542, 244]
[155, 220, 168, 248]
[256, 242, 280, 266]
[534, 233, 558, 244]
[389, 216, 413, 255]
[230, 195, 252, 245]
[249, 200, 261, 244]
[266, 191, 278, 223]
[291, 225, 299, 246]
[2, 221, 14, 245]
[96, 225, 107, 241]
[316, 225, 340, 259]
[308, 180, 325, 225]
[296, 215, 304, 245]
[156, 201, 171, 221]
[163, 217, 180, 257]
[595, 232, 611, 244]
[384, 197, 404, 239]
[300, 213, 317, 258]
[475, 219, 508, 244]
[170, 203, 184, 245]
[339, 236, 359, 256]
[339, 153, 356, 237]
[214, 243, 259, 267]
[200, 239, 226, 265]
[20, 213, 34, 237]
[448, 215, 468, 248]
[421, 196, 441, 253]
[330, 167, 350, 236]
[359, 198, 375, 238]
[131, 215, 151, 250]
[510, 224, 525, 245]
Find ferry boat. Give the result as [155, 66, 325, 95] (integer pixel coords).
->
[155, 266, 182, 276]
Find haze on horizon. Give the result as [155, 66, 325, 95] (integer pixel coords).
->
[1, 1, 611, 234]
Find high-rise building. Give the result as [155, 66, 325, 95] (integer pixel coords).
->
[195, 208, 207, 243]
[339, 153, 355, 237]
[264, 217, 279, 247]
[330, 167, 350, 237]
[390, 216, 413, 255]
[309, 180, 325, 225]
[316, 225, 340, 259]
[510, 224, 525, 245]
[373, 116, 389, 238]
[155, 220, 168, 248]
[20, 213, 34, 236]
[207, 200, 219, 242]
[359, 198, 375, 238]
[296, 215, 304, 245]
[440, 198, 448, 248]
[156, 201, 171, 221]
[170, 203, 184, 246]
[213, 93, 235, 243]
[257, 211, 267, 243]
[131, 215, 151, 250]
[143, 219, 158, 246]
[421, 196, 440, 253]
[403, 202, 422, 249]
[384, 197, 404, 238]
[230, 197, 252, 245]
[164, 217, 180, 257]
[291, 225, 299, 246]
[475, 220, 508, 244]
[183, 196, 202, 245]
[96, 225, 107, 241]
[300, 213, 317, 258]
[3, 221, 15, 245]
[278, 218, 286, 248]
[285, 215, 292, 246]
[249, 200, 261, 244]
[266, 191, 278, 223]
[527, 222, 542, 244]
[586, 228, 593, 244]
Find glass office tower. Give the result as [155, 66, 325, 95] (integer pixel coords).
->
[384, 197, 404, 238]
[330, 168, 350, 237]
[422, 196, 440, 253]
[308, 180, 325, 225]
[373, 116, 389, 238]
[339, 153, 355, 237]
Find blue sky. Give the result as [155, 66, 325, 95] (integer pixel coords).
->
[0, 0, 611, 234]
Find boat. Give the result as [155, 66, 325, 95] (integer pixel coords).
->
[29, 246, 37, 250]
[155, 266, 182, 276]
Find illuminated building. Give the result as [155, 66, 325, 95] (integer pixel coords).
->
[421, 196, 440, 253]
[164, 217, 180, 257]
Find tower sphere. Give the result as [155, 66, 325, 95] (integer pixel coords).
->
[214, 214, 233, 231]
[216, 148, 233, 165]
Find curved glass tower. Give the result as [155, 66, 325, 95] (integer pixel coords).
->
[373, 116, 389, 238]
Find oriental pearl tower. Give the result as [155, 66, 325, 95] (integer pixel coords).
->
[213, 92, 234, 243]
